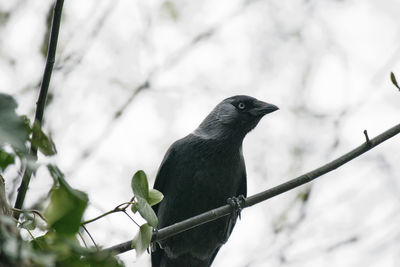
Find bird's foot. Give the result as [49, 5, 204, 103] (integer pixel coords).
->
[227, 195, 245, 220]
[150, 228, 159, 252]
[222, 195, 246, 243]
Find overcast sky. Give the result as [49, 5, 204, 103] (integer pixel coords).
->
[1, 0, 400, 266]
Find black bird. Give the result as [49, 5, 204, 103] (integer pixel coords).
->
[152, 95, 278, 267]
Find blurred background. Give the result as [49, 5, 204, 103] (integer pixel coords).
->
[1, 0, 400, 266]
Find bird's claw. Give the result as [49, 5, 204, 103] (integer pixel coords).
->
[227, 195, 245, 220]
[150, 228, 159, 252]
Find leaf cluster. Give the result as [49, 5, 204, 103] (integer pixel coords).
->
[1, 93, 165, 265]
[0, 94, 125, 266]
[0, 93, 56, 173]
[130, 170, 163, 256]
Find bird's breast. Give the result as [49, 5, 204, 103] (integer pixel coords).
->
[173, 142, 244, 212]
[156, 137, 246, 260]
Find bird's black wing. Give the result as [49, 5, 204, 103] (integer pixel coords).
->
[151, 143, 179, 267]
[151, 146, 172, 267]
[237, 160, 247, 198]
[208, 163, 247, 266]
[151, 145, 176, 215]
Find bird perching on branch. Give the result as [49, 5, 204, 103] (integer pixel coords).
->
[151, 95, 279, 267]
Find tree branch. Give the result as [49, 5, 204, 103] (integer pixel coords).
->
[80, 201, 134, 225]
[104, 123, 400, 254]
[13, 0, 65, 219]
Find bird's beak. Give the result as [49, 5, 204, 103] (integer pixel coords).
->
[252, 100, 279, 116]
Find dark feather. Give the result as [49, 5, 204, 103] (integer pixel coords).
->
[151, 95, 278, 267]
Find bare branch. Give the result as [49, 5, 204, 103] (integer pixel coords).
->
[104, 123, 400, 254]
[82, 225, 98, 250]
[13, 0, 65, 219]
[81, 201, 134, 225]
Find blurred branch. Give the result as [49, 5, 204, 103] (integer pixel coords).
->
[104, 123, 400, 254]
[68, 0, 268, 176]
[69, 27, 218, 174]
[13, 0, 64, 219]
[390, 72, 400, 91]
[11, 207, 47, 222]
[70, 80, 150, 173]
[1, 175, 12, 216]
[57, 0, 116, 75]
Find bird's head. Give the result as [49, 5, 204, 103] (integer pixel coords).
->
[194, 95, 279, 141]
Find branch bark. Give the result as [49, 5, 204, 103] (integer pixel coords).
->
[104, 123, 400, 254]
[13, 0, 65, 219]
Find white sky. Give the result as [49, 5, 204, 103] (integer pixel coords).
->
[1, 0, 400, 266]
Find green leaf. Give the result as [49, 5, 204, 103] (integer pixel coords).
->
[20, 115, 33, 135]
[0, 149, 15, 171]
[31, 121, 57, 156]
[147, 189, 164, 206]
[47, 164, 63, 183]
[81, 250, 124, 267]
[31, 231, 82, 263]
[132, 196, 158, 227]
[390, 72, 400, 90]
[131, 170, 149, 199]
[31, 231, 55, 250]
[31, 230, 123, 267]
[131, 223, 152, 257]
[0, 93, 29, 153]
[44, 165, 88, 235]
[131, 202, 139, 213]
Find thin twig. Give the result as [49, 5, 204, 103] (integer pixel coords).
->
[82, 225, 98, 250]
[122, 210, 140, 228]
[11, 207, 47, 222]
[80, 201, 134, 225]
[25, 228, 36, 241]
[363, 129, 371, 147]
[78, 231, 88, 248]
[81, 209, 121, 225]
[104, 123, 400, 254]
[13, 0, 65, 219]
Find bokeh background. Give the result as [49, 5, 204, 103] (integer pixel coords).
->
[1, 0, 400, 266]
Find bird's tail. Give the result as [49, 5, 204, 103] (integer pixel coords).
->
[151, 246, 210, 267]
[151, 244, 163, 267]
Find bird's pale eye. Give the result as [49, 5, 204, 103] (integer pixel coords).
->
[238, 102, 246, 110]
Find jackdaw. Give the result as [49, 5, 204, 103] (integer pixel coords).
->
[152, 95, 278, 267]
